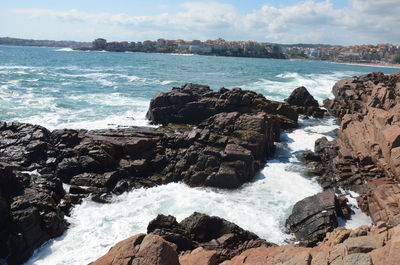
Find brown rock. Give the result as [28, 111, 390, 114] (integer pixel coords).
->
[90, 234, 145, 265]
[179, 247, 218, 265]
[90, 234, 179, 265]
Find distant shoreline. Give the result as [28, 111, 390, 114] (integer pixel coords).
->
[327, 60, 400, 69]
[2, 43, 399, 69]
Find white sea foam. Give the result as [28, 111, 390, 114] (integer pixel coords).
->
[337, 190, 372, 229]
[25, 119, 334, 265]
[126, 75, 141, 82]
[160, 80, 174, 85]
[169, 53, 195, 56]
[55, 72, 174, 86]
[243, 71, 360, 103]
[55, 48, 74, 52]
[18, 106, 152, 131]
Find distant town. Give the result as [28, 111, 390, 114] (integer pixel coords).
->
[1, 36, 400, 65]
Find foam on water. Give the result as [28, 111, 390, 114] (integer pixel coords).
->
[338, 190, 372, 229]
[55, 48, 74, 52]
[25, 118, 338, 265]
[243, 71, 359, 103]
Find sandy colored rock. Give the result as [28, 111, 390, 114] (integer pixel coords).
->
[179, 247, 218, 265]
[90, 234, 179, 265]
[90, 234, 145, 265]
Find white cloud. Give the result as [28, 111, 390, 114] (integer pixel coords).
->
[13, 0, 400, 44]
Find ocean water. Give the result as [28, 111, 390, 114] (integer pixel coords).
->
[0, 45, 398, 265]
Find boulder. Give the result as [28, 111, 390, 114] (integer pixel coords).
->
[147, 83, 298, 127]
[0, 165, 66, 265]
[147, 212, 270, 263]
[90, 213, 400, 265]
[285, 190, 350, 246]
[285, 86, 319, 107]
[0, 122, 55, 170]
[285, 86, 326, 118]
[179, 247, 219, 265]
[90, 234, 180, 265]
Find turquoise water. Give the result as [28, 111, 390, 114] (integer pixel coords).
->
[1, 45, 398, 130]
[1, 45, 397, 265]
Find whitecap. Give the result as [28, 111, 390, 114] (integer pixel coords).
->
[126, 75, 141, 82]
[160, 80, 174, 85]
[243, 71, 363, 103]
[55, 48, 74, 52]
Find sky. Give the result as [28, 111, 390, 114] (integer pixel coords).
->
[0, 0, 399, 45]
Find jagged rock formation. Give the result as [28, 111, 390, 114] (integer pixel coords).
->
[284, 86, 326, 117]
[89, 72, 400, 265]
[91, 213, 400, 265]
[222, 223, 400, 265]
[305, 72, 400, 229]
[0, 84, 300, 264]
[147, 83, 298, 129]
[0, 162, 66, 265]
[91, 213, 273, 265]
[286, 190, 351, 246]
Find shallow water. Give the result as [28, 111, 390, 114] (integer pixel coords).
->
[0, 45, 397, 264]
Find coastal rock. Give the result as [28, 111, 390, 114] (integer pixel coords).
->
[308, 72, 400, 227]
[0, 84, 299, 206]
[147, 212, 271, 263]
[179, 247, 219, 265]
[0, 121, 55, 170]
[285, 190, 350, 246]
[0, 84, 320, 263]
[147, 83, 298, 129]
[285, 86, 319, 107]
[162, 111, 279, 189]
[284, 86, 326, 118]
[91, 213, 400, 265]
[0, 163, 67, 265]
[52, 127, 165, 194]
[90, 233, 180, 265]
[51, 110, 279, 193]
[93, 213, 272, 264]
[357, 179, 400, 226]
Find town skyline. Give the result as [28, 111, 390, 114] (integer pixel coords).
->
[1, 0, 399, 45]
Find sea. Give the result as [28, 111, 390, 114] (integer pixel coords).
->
[0, 45, 398, 265]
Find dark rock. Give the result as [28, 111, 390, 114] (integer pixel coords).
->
[285, 190, 350, 246]
[0, 122, 54, 168]
[147, 83, 298, 127]
[285, 86, 319, 108]
[147, 212, 270, 262]
[285, 86, 326, 118]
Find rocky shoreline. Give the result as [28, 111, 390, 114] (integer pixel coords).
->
[0, 83, 314, 264]
[89, 72, 400, 265]
[2, 72, 400, 264]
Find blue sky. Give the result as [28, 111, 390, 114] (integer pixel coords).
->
[0, 0, 399, 45]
